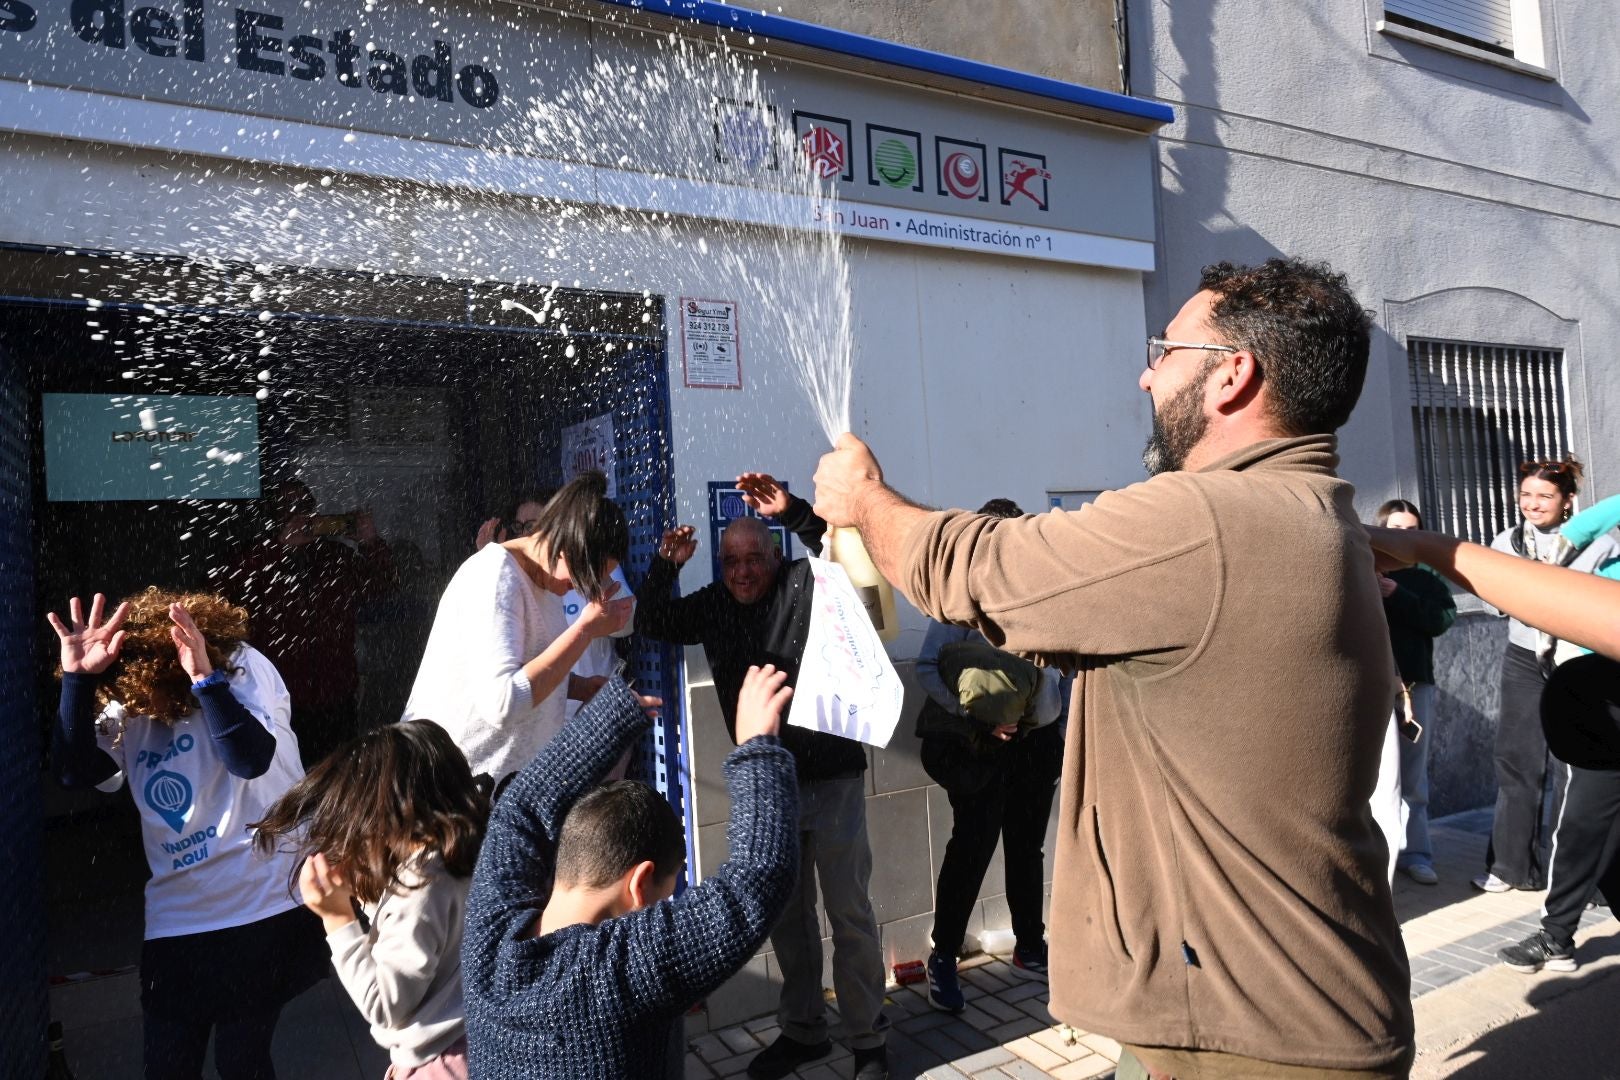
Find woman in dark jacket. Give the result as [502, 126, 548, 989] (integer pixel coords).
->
[1376, 500, 1456, 885]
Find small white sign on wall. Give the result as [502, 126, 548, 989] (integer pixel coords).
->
[561, 412, 617, 496]
[788, 557, 905, 748]
[680, 297, 742, 389]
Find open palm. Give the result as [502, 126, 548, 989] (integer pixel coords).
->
[47, 594, 129, 675]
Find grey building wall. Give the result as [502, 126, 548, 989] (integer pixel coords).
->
[768, 0, 1122, 87]
[1131, 1, 1620, 814]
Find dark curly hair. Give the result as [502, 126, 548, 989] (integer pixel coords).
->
[528, 471, 629, 602]
[78, 588, 249, 725]
[1199, 258, 1372, 436]
[251, 720, 489, 906]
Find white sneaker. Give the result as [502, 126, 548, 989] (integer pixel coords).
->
[1403, 862, 1439, 886]
[1472, 873, 1512, 893]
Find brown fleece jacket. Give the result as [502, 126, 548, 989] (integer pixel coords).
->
[901, 436, 1412, 1071]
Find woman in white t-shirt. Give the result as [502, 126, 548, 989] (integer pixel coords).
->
[49, 588, 324, 1080]
[403, 471, 634, 785]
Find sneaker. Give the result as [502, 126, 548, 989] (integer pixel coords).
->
[1498, 930, 1577, 973]
[745, 1034, 831, 1079]
[1010, 942, 1049, 981]
[852, 1045, 890, 1080]
[1402, 862, 1440, 886]
[1472, 873, 1513, 893]
[925, 950, 965, 1014]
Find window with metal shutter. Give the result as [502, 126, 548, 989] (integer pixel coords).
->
[1408, 338, 1568, 547]
[1385, 0, 1516, 51]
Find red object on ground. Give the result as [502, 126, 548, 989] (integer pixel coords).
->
[892, 959, 925, 986]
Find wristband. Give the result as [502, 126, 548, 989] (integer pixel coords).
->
[191, 669, 227, 692]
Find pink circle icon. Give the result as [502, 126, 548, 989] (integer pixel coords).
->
[943, 152, 982, 199]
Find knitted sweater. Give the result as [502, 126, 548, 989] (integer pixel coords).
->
[462, 677, 798, 1079]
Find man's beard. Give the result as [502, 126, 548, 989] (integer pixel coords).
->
[1142, 369, 1212, 476]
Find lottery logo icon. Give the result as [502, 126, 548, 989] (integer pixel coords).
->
[942, 152, 983, 199]
[873, 138, 918, 189]
[144, 769, 194, 834]
[801, 125, 847, 180]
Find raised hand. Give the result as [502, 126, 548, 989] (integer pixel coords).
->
[46, 594, 129, 675]
[298, 852, 358, 932]
[475, 516, 505, 550]
[736, 472, 792, 518]
[578, 580, 635, 639]
[167, 602, 214, 681]
[812, 433, 884, 528]
[657, 525, 698, 566]
[736, 664, 792, 743]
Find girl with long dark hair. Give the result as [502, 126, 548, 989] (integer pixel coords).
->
[403, 471, 634, 784]
[1477, 457, 1620, 892]
[252, 720, 489, 1079]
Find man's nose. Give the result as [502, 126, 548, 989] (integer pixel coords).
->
[1139, 366, 1154, 393]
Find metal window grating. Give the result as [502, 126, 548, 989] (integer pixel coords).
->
[1408, 338, 1568, 547]
[1385, 0, 1515, 50]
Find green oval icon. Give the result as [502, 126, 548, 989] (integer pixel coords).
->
[874, 138, 917, 189]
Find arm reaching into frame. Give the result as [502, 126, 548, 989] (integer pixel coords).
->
[1368, 526, 1620, 661]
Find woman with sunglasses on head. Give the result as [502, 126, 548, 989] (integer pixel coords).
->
[405, 472, 638, 789]
[1476, 457, 1620, 893]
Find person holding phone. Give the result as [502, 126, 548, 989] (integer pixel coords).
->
[1374, 500, 1456, 885]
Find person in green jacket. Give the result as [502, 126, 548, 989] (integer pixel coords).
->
[1376, 500, 1457, 885]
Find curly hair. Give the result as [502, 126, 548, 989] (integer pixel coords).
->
[84, 588, 249, 724]
[251, 720, 489, 906]
[1199, 258, 1372, 436]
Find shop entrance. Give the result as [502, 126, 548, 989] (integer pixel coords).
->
[0, 248, 682, 995]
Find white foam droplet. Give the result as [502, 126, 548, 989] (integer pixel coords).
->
[257, 369, 271, 382]
[258, 311, 273, 322]
[138, 408, 157, 431]
[148, 461, 163, 471]
[255, 387, 270, 400]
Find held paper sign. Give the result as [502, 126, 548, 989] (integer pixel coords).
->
[680, 297, 742, 389]
[787, 557, 904, 748]
[560, 412, 617, 496]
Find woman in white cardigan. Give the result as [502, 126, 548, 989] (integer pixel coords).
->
[403, 471, 634, 784]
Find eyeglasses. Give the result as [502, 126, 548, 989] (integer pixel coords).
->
[507, 518, 542, 537]
[1146, 336, 1239, 371]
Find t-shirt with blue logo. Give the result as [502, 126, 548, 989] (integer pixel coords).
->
[94, 645, 307, 940]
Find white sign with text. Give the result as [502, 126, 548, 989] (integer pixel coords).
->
[680, 297, 743, 389]
[560, 412, 616, 496]
[787, 557, 904, 748]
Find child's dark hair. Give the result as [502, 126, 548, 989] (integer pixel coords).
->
[251, 720, 489, 906]
[1519, 455, 1584, 498]
[530, 471, 629, 602]
[978, 498, 1024, 519]
[1375, 499, 1424, 529]
[554, 781, 685, 889]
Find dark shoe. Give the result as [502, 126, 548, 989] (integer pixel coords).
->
[852, 1045, 890, 1080]
[926, 949, 965, 1013]
[1498, 930, 1577, 973]
[1010, 941, 1049, 981]
[745, 1034, 832, 1079]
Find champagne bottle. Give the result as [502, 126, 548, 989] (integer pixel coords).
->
[825, 526, 899, 643]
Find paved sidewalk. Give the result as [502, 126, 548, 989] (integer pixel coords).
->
[684, 811, 1617, 1080]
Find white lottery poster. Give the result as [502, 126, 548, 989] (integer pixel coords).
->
[787, 557, 905, 748]
[560, 412, 617, 496]
[680, 297, 742, 389]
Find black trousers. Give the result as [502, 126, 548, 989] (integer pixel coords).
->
[1489, 645, 1565, 886]
[923, 725, 1062, 959]
[1542, 764, 1620, 947]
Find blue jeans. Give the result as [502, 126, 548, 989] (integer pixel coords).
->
[1396, 682, 1436, 866]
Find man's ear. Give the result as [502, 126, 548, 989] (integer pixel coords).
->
[624, 860, 660, 911]
[1210, 349, 1263, 414]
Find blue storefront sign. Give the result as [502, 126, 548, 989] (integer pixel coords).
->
[43, 393, 261, 502]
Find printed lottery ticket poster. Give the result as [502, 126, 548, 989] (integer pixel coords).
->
[561, 412, 617, 497]
[788, 557, 905, 748]
[680, 298, 742, 389]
